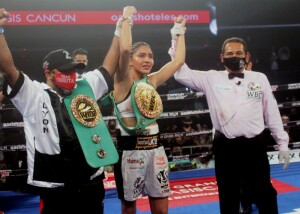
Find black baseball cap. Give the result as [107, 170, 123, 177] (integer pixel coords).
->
[42, 49, 85, 72]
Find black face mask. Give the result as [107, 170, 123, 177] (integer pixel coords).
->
[183, 124, 191, 128]
[76, 68, 87, 75]
[223, 57, 246, 72]
[109, 124, 116, 130]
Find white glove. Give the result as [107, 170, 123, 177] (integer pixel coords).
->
[170, 23, 185, 40]
[114, 16, 133, 37]
[114, 6, 136, 37]
[278, 150, 290, 169]
[114, 17, 123, 37]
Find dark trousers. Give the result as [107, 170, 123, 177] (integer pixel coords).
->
[240, 181, 253, 211]
[213, 131, 278, 214]
[38, 179, 105, 214]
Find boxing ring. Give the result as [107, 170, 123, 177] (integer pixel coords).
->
[1, 81, 300, 213]
[1, 81, 300, 188]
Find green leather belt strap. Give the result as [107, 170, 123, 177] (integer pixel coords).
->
[64, 78, 118, 168]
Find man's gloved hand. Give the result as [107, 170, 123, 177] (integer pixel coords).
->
[279, 150, 290, 169]
[170, 16, 186, 41]
[114, 6, 137, 37]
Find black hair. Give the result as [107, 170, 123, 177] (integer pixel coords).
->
[71, 48, 88, 59]
[221, 37, 248, 54]
[131, 42, 151, 56]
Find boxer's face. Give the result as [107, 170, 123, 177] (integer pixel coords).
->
[130, 45, 154, 75]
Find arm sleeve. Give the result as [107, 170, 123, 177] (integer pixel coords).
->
[4, 72, 42, 117]
[262, 74, 289, 151]
[174, 63, 209, 93]
[169, 39, 208, 93]
[2, 71, 25, 99]
[85, 67, 113, 100]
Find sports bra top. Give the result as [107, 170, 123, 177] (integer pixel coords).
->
[116, 92, 135, 118]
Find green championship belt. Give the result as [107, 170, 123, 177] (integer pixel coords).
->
[102, 76, 163, 135]
[64, 79, 118, 168]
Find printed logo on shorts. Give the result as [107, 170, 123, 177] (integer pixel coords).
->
[136, 136, 158, 149]
[133, 176, 145, 198]
[127, 156, 145, 169]
[156, 170, 170, 194]
[155, 155, 167, 166]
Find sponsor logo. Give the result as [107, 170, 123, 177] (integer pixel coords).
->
[8, 11, 210, 25]
[156, 156, 167, 166]
[136, 136, 158, 149]
[127, 157, 145, 166]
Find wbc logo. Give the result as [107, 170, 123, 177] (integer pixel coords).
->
[247, 82, 262, 99]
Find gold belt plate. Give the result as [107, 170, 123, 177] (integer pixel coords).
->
[134, 82, 162, 119]
[70, 95, 101, 127]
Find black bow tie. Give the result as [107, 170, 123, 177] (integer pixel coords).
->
[228, 72, 244, 79]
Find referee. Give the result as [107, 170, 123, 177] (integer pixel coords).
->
[170, 37, 290, 214]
